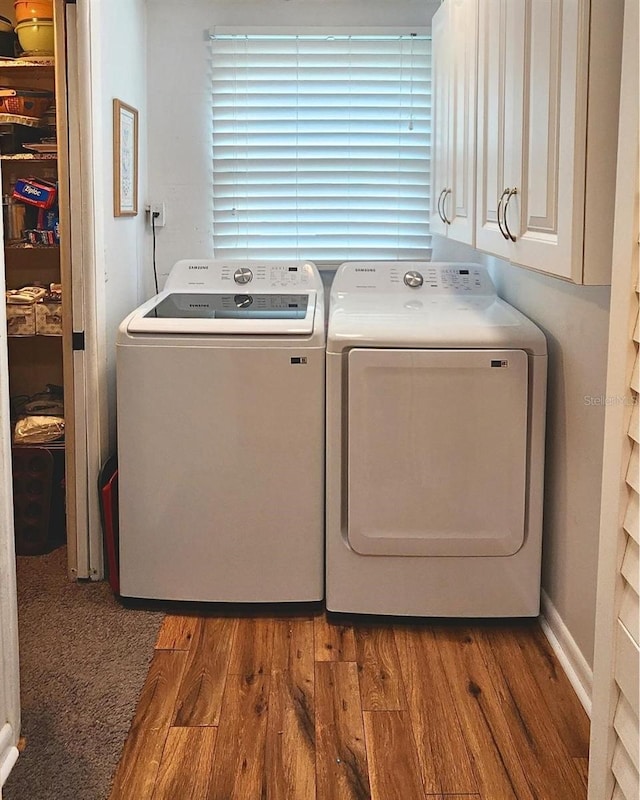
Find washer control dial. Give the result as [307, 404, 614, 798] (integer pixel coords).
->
[234, 294, 253, 308]
[404, 270, 424, 288]
[234, 267, 253, 285]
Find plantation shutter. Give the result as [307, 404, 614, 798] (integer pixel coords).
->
[210, 31, 431, 262]
[611, 275, 640, 800]
[609, 273, 639, 800]
[588, 1, 639, 796]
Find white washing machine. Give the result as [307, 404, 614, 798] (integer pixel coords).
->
[326, 261, 547, 617]
[116, 259, 325, 602]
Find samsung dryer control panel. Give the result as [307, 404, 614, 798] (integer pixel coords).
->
[333, 262, 496, 295]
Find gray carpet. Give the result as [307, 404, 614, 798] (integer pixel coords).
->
[3, 546, 163, 800]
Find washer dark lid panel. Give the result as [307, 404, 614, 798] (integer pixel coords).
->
[125, 290, 318, 335]
[145, 293, 309, 320]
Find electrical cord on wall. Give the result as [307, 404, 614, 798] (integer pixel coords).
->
[151, 211, 160, 295]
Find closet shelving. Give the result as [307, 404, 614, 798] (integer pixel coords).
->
[2, 23, 75, 557]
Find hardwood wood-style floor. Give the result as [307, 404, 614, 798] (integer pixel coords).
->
[109, 613, 590, 800]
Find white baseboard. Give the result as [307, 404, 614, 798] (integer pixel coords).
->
[540, 589, 593, 717]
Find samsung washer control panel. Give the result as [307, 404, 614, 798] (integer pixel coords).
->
[164, 259, 318, 291]
[333, 262, 496, 295]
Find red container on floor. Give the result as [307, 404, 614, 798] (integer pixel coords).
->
[98, 455, 119, 595]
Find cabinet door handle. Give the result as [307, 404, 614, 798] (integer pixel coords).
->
[436, 188, 447, 223]
[503, 187, 518, 242]
[497, 188, 510, 240]
[442, 188, 452, 225]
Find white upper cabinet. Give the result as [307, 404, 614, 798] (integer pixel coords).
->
[430, 3, 449, 239]
[477, 0, 581, 277]
[431, 0, 477, 246]
[475, 0, 524, 260]
[474, 0, 623, 284]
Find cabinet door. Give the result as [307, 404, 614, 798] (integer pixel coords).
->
[430, 2, 450, 238]
[506, 0, 584, 280]
[445, 0, 477, 245]
[475, 0, 524, 259]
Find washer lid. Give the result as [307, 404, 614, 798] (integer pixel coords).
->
[126, 290, 317, 335]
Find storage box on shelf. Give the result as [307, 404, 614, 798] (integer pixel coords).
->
[5, 282, 61, 338]
[6, 299, 34, 334]
[35, 297, 61, 334]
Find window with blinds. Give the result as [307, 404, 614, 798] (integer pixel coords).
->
[209, 32, 431, 263]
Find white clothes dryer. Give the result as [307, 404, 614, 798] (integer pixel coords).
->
[116, 259, 325, 603]
[326, 262, 547, 617]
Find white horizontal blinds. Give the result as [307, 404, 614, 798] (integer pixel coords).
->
[210, 33, 431, 261]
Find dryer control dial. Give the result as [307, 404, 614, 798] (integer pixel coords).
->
[404, 270, 424, 288]
[234, 267, 253, 285]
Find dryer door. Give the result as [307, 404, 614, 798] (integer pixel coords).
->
[347, 348, 529, 556]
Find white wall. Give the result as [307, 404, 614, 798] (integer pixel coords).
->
[144, 0, 438, 298]
[89, 0, 148, 449]
[432, 237, 611, 671]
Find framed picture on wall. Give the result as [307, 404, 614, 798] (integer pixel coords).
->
[113, 99, 139, 216]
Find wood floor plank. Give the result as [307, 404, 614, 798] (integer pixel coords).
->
[265, 669, 316, 800]
[434, 626, 537, 800]
[172, 617, 237, 727]
[109, 650, 187, 800]
[151, 727, 217, 800]
[266, 619, 316, 799]
[155, 614, 198, 651]
[514, 624, 590, 757]
[228, 617, 274, 678]
[116, 616, 591, 800]
[363, 711, 424, 800]
[477, 626, 587, 799]
[206, 672, 270, 800]
[394, 626, 478, 795]
[314, 614, 357, 661]
[354, 627, 406, 711]
[272, 618, 315, 676]
[315, 661, 371, 800]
